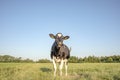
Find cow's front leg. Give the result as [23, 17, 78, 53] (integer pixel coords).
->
[52, 58, 57, 76]
[59, 59, 64, 76]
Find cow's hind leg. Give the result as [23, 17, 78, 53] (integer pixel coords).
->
[65, 59, 68, 76]
[59, 59, 64, 76]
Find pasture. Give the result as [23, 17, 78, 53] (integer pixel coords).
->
[0, 63, 120, 80]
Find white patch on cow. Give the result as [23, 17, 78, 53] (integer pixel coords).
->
[53, 56, 61, 62]
[57, 33, 62, 37]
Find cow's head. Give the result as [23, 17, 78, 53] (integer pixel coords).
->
[49, 33, 69, 48]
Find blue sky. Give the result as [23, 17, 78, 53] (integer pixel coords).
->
[0, 0, 120, 60]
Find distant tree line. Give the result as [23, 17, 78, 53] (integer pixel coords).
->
[68, 55, 120, 63]
[0, 55, 120, 63]
[36, 59, 51, 63]
[0, 55, 34, 63]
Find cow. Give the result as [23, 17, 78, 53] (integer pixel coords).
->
[49, 33, 70, 76]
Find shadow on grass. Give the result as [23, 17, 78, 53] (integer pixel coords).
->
[40, 67, 52, 72]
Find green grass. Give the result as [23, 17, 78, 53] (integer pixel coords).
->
[0, 63, 120, 80]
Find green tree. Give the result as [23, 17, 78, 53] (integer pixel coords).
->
[68, 56, 79, 63]
[107, 57, 113, 63]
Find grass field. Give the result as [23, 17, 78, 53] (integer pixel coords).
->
[0, 63, 120, 80]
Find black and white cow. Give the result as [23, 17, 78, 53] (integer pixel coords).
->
[49, 33, 70, 76]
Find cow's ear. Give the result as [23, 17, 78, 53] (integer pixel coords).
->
[63, 36, 69, 40]
[49, 34, 55, 39]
